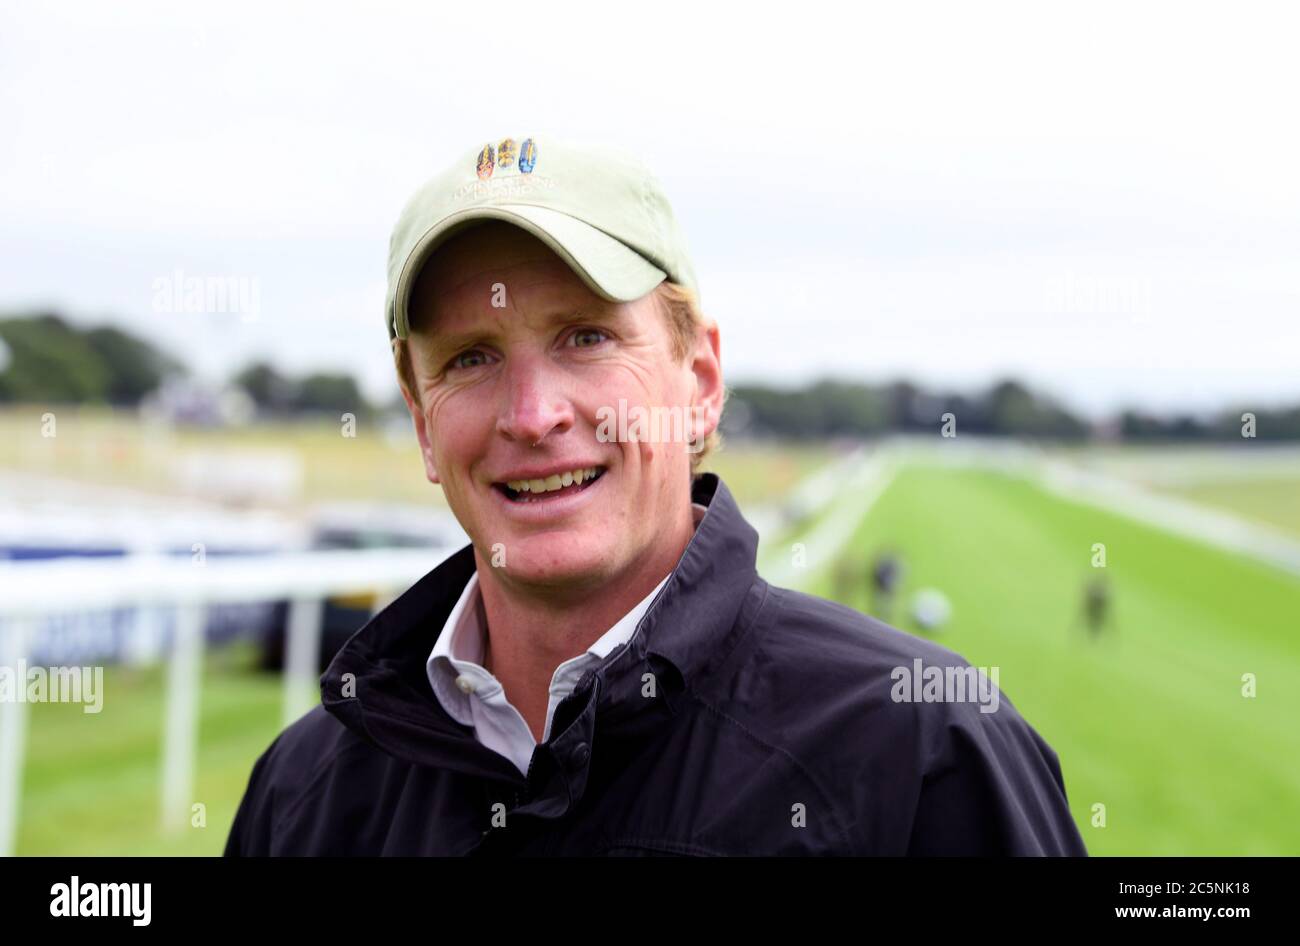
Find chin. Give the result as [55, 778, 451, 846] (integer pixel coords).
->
[486, 530, 611, 582]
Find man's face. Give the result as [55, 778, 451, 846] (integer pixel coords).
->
[399, 222, 721, 594]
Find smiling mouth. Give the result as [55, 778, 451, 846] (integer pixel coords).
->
[494, 466, 606, 503]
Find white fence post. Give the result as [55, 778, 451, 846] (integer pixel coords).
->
[160, 602, 204, 834]
[282, 596, 323, 728]
[0, 617, 34, 857]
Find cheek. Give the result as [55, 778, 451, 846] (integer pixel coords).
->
[583, 358, 687, 413]
[583, 361, 694, 463]
[426, 391, 492, 475]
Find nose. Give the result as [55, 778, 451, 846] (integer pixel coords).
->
[495, 354, 575, 446]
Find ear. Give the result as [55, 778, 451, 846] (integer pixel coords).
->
[394, 339, 441, 485]
[687, 320, 724, 447]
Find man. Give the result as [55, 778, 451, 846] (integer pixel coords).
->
[1081, 574, 1112, 639]
[226, 135, 1087, 856]
[870, 549, 904, 623]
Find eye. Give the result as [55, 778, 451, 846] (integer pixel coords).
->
[448, 348, 491, 371]
[568, 328, 609, 348]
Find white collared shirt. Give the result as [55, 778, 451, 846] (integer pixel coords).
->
[426, 502, 707, 777]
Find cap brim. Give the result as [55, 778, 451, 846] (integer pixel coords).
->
[392, 204, 667, 339]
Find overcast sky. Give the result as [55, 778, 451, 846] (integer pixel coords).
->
[1, 0, 1296, 418]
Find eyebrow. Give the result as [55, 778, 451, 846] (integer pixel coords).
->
[423, 306, 625, 359]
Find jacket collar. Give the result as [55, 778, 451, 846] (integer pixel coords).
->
[320, 472, 764, 795]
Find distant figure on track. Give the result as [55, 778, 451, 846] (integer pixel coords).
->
[1081, 575, 1111, 639]
[871, 550, 904, 623]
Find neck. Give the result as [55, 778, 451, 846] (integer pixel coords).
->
[472, 502, 695, 742]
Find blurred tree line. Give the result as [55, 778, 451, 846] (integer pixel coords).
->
[724, 379, 1300, 442]
[2, 311, 1297, 439]
[0, 313, 369, 419]
[725, 379, 1089, 440]
[1115, 408, 1300, 442]
[229, 361, 371, 419]
[0, 312, 184, 405]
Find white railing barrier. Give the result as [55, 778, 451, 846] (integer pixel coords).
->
[0, 546, 456, 855]
[0, 617, 32, 858]
[283, 597, 324, 729]
[160, 602, 203, 835]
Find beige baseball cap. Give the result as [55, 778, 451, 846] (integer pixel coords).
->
[385, 135, 700, 340]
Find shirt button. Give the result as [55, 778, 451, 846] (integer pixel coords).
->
[571, 743, 591, 766]
[455, 674, 477, 695]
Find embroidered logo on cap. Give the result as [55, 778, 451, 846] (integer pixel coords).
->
[518, 138, 537, 174]
[497, 138, 517, 169]
[476, 144, 495, 180]
[455, 137, 550, 202]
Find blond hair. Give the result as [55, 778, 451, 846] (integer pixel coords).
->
[393, 280, 723, 471]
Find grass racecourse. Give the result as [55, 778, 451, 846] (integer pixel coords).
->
[810, 460, 1300, 856]
[11, 434, 1300, 855]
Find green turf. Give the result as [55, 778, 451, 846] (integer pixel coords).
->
[17, 643, 286, 855]
[1160, 476, 1300, 540]
[805, 465, 1300, 855]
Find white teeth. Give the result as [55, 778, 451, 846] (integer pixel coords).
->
[504, 467, 603, 495]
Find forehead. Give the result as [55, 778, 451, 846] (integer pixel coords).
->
[409, 221, 602, 334]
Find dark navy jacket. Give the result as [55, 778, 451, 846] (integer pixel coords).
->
[225, 473, 1088, 856]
